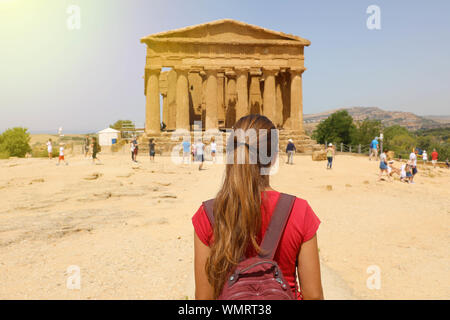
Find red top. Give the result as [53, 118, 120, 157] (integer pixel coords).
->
[431, 151, 439, 160]
[192, 190, 321, 299]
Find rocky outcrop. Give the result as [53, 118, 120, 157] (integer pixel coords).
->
[312, 150, 327, 161]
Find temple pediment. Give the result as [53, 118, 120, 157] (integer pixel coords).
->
[141, 19, 310, 46]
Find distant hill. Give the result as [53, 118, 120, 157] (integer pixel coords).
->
[422, 115, 450, 124]
[303, 107, 450, 133]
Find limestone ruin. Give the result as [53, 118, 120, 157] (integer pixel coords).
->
[140, 19, 321, 154]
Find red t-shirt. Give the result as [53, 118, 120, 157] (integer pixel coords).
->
[192, 190, 321, 299]
[431, 151, 439, 161]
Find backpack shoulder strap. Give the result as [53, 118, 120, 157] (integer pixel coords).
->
[259, 193, 296, 260]
[202, 199, 215, 226]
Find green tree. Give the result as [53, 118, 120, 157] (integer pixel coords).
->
[389, 134, 417, 157]
[416, 127, 450, 161]
[312, 110, 356, 145]
[352, 119, 383, 146]
[110, 120, 135, 139]
[383, 125, 411, 147]
[0, 127, 32, 158]
[110, 120, 135, 131]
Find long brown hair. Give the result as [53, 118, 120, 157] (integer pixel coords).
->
[205, 114, 278, 298]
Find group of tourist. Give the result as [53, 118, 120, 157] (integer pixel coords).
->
[46, 136, 100, 165]
[46, 138, 68, 166]
[377, 147, 448, 183]
[367, 135, 448, 183]
[180, 136, 217, 170]
[84, 136, 101, 164]
[49, 133, 449, 176]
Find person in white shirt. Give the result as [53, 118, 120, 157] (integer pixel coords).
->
[46, 139, 53, 159]
[57, 143, 68, 165]
[378, 150, 390, 181]
[130, 141, 136, 162]
[400, 163, 407, 181]
[210, 137, 217, 164]
[409, 149, 418, 183]
[195, 139, 205, 170]
[422, 150, 428, 164]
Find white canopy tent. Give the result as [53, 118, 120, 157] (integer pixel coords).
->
[98, 128, 121, 146]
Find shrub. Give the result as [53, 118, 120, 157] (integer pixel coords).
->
[0, 150, 10, 159]
[0, 127, 32, 158]
[31, 145, 59, 158]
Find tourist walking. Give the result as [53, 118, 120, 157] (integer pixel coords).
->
[91, 137, 101, 164]
[46, 138, 53, 159]
[378, 149, 390, 181]
[210, 137, 217, 164]
[286, 139, 296, 164]
[84, 136, 90, 158]
[133, 137, 139, 162]
[194, 139, 205, 170]
[182, 137, 191, 164]
[431, 149, 439, 168]
[192, 114, 323, 300]
[326, 143, 335, 169]
[149, 138, 156, 162]
[422, 150, 428, 165]
[409, 148, 418, 183]
[130, 140, 136, 162]
[57, 143, 68, 166]
[369, 137, 379, 161]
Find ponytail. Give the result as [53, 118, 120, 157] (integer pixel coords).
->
[205, 114, 276, 298]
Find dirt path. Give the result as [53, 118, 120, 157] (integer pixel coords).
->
[0, 154, 448, 299]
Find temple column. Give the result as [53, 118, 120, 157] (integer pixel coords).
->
[167, 69, 177, 130]
[225, 70, 237, 127]
[175, 67, 190, 131]
[249, 68, 262, 114]
[205, 68, 218, 131]
[263, 67, 278, 123]
[162, 93, 168, 126]
[145, 67, 161, 134]
[199, 70, 207, 125]
[217, 72, 225, 125]
[275, 74, 284, 127]
[235, 67, 249, 121]
[289, 68, 305, 132]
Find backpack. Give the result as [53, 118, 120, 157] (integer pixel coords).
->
[202, 193, 297, 300]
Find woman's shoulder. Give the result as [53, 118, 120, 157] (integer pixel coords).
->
[285, 194, 320, 242]
[291, 195, 312, 215]
[268, 191, 312, 215]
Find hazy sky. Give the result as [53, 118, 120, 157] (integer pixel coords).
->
[1, 0, 449, 133]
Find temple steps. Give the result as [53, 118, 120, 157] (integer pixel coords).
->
[138, 130, 323, 156]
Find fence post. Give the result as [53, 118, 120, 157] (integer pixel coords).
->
[349, 145, 352, 153]
[340, 143, 343, 152]
[358, 144, 361, 154]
